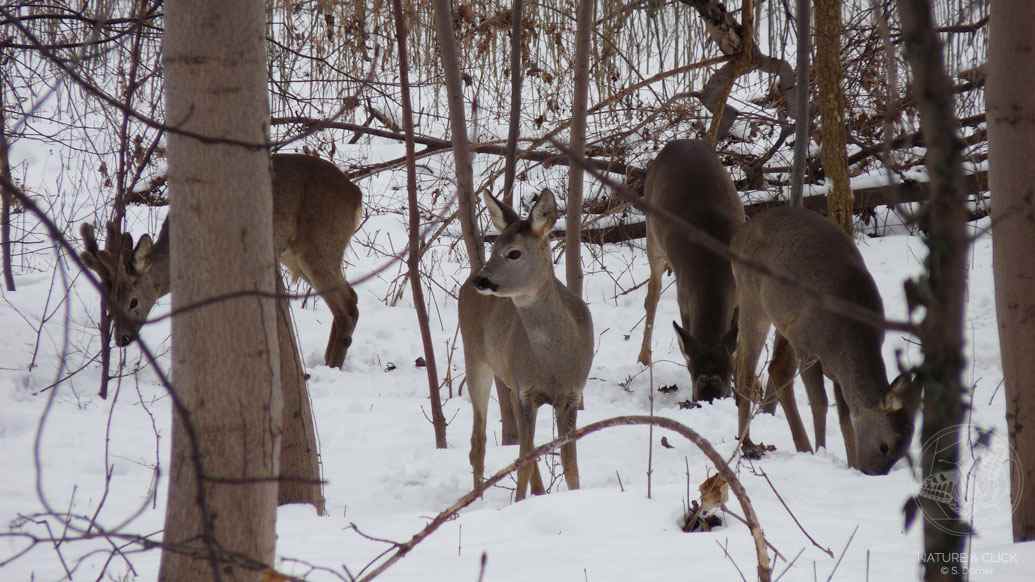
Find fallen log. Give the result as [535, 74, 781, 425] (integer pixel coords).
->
[533, 170, 989, 245]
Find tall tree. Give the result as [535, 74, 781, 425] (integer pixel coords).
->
[394, 0, 447, 448]
[789, 0, 810, 208]
[159, 0, 281, 579]
[989, 1, 1035, 543]
[565, 0, 593, 299]
[814, 0, 853, 233]
[897, 1, 970, 580]
[431, 0, 482, 271]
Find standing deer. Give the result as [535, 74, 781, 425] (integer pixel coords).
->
[80, 153, 363, 369]
[638, 139, 744, 402]
[732, 206, 922, 475]
[459, 189, 594, 501]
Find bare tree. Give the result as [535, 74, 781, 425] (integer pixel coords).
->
[431, 0, 482, 271]
[896, 1, 970, 580]
[565, 0, 593, 299]
[0, 79, 14, 292]
[989, 1, 1035, 543]
[789, 0, 811, 208]
[158, 0, 281, 579]
[815, 0, 853, 233]
[394, 0, 447, 449]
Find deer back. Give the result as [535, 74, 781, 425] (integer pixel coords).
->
[732, 207, 921, 474]
[645, 139, 744, 396]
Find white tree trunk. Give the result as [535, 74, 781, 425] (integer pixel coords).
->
[989, 1, 1035, 543]
[159, 0, 281, 579]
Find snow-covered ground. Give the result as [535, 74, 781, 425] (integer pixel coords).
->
[1, 140, 1032, 581]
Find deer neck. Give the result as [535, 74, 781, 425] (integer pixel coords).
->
[676, 268, 734, 343]
[510, 275, 571, 336]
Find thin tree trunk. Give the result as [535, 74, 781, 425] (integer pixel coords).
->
[275, 272, 326, 514]
[0, 84, 14, 292]
[789, 0, 811, 208]
[394, 0, 447, 449]
[159, 0, 281, 579]
[502, 0, 524, 208]
[989, 1, 1035, 543]
[565, 0, 593, 299]
[814, 0, 852, 233]
[431, 0, 483, 271]
[896, 1, 969, 580]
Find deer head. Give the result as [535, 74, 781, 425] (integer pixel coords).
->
[80, 221, 167, 347]
[853, 372, 923, 475]
[472, 189, 559, 301]
[672, 318, 738, 402]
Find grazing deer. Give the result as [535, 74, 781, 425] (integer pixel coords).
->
[638, 139, 744, 402]
[459, 189, 594, 501]
[732, 206, 922, 475]
[80, 153, 363, 369]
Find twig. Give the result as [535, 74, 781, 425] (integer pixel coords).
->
[825, 524, 859, 581]
[757, 468, 834, 557]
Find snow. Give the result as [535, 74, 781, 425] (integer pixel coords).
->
[2, 149, 1032, 581]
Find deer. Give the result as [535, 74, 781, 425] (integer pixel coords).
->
[459, 189, 594, 501]
[637, 139, 744, 402]
[731, 206, 922, 475]
[79, 153, 363, 369]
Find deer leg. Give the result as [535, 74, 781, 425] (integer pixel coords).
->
[734, 300, 770, 448]
[495, 377, 519, 445]
[761, 333, 794, 415]
[800, 358, 828, 450]
[555, 399, 580, 492]
[832, 381, 857, 469]
[637, 235, 665, 366]
[764, 334, 812, 452]
[510, 389, 544, 500]
[299, 259, 358, 369]
[466, 362, 493, 492]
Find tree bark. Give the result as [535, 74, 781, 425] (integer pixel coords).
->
[897, 1, 970, 580]
[502, 0, 524, 208]
[431, 0, 483, 271]
[159, 0, 281, 579]
[394, 0, 447, 449]
[0, 87, 14, 292]
[814, 0, 852, 233]
[789, 0, 810, 208]
[988, 1, 1035, 543]
[565, 0, 593, 299]
[274, 273, 326, 514]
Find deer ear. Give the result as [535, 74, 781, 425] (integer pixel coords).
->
[132, 234, 154, 274]
[528, 188, 558, 238]
[881, 372, 921, 414]
[483, 191, 518, 232]
[672, 321, 702, 357]
[722, 312, 739, 353]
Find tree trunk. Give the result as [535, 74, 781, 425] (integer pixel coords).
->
[814, 0, 852, 234]
[565, 0, 593, 299]
[789, 0, 810, 208]
[989, 1, 1035, 543]
[896, 1, 970, 581]
[159, 0, 281, 579]
[502, 0, 524, 208]
[275, 273, 326, 514]
[431, 0, 483, 271]
[394, 0, 447, 449]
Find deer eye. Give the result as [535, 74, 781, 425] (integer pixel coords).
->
[129, 298, 139, 309]
[879, 443, 890, 455]
[506, 249, 522, 260]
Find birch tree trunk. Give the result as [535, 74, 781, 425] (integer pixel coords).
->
[159, 0, 281, 579]
[814, 0, 853, 234]
[989, 1, 1035, 543]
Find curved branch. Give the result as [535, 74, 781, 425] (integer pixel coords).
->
[356, 415, 771, 582]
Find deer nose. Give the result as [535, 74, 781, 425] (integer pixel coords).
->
[473, 276, 498, 292]
[116, 334, 132, 347]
